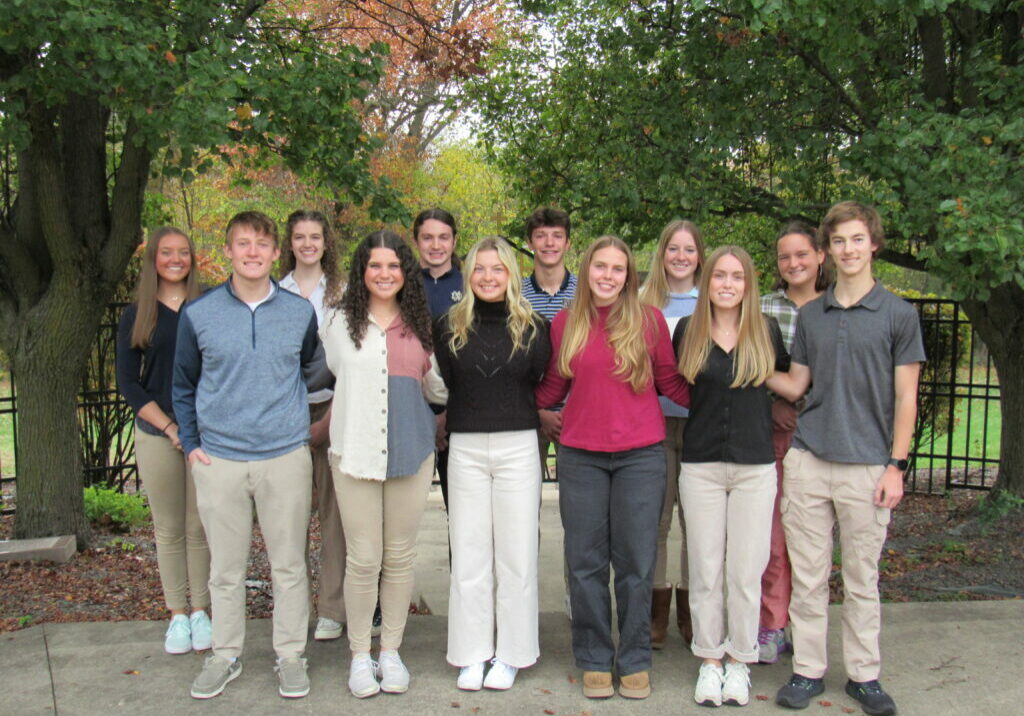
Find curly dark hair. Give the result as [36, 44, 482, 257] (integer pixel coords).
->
[338, 230, 433, 351]
[278, 210, 345, 306]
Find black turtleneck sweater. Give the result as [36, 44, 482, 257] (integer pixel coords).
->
[432, 300, 552, 433]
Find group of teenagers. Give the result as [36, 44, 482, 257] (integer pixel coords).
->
[116, 200, 924, 716]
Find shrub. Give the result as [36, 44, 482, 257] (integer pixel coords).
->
[83, 486, 150, 530]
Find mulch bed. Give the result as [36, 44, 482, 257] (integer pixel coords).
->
[1, 491, 1021, 632]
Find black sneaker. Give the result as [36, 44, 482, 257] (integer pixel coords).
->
[776, 674, 825, 709]
[845, 679, 897, 716]
[371, 602, 382, 638]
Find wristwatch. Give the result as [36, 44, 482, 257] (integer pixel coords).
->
[887, 457, 909, 471]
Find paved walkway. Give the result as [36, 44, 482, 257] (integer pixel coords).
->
[4, 487, 1022, 715]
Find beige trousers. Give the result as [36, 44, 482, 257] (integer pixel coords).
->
[135, 430, 210, 612]
[680, 461, 776, 663]
[307, 400, 346, 623]
[333, 455, 433, 653]
[193, 446, 312, 660]
[782, 448, 890, 682]
[655, 416, 689, 587]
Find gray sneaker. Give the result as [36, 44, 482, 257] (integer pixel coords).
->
[275, 656, 310, 698]
[190, 655, 242, 699]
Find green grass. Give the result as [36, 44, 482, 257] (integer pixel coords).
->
[915, 395, 1001, 471]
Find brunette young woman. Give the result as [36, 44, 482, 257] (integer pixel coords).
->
[638, 219, 705, 649]
[536, 236, 690, 701]
[673, 246, 790, 708]
[320, 231, 447, 699]
[433, 237, 551, 692]
[116, 227, 208, 654]
[755, 222, 828, 665]
[278, 210, 348, 643]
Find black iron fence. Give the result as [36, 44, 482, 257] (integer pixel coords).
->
[0, 298, 1004, 515]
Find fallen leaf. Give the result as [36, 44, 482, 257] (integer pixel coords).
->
[819, 700, 833, 707]
[544, 710, 555, 715]
[122, 669, 139, 675]
[756, 694, 769, 701]
[842, 708, 856, 714]
[470, 709, 479, 714]
[540, 688, 552, 694]
[567, 675, 578, 684]
[450, 702, 460, 708]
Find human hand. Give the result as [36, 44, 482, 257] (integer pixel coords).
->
[770, 398, 798, 432]
[539, 409, 562, 443]
[873, 465, 904, 509]
[435, 412, 448, 451]
[188, 448, 212, 466]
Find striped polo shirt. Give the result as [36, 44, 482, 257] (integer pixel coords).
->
[521, 271, 577, 320]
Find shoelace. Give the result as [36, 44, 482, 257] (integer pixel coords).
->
[853, 681, 884, 695]
[791, 675, 820, 690]
[757, 627, 774, 644]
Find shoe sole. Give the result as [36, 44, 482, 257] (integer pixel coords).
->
[583, 686, 614, 699]
[351, 685, 380, 699]
[844, 685, 896, 716]
[279, 685, 310, 699]
[484, 682, 514, 691]
[457, 683, 483, 691]
[166, 644, 192, 655]
[619, 686, 651, 699]
[380, 683, 408, 694]
[696, 697, 722, 707]
[776, 690, 823, 709]
[314, 629, 344, 641]
[190, 663, 242, 699]
[723, 696, 749, 706]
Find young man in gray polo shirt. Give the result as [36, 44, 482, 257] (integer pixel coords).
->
[769, 202, 924, 716]
[174, 211, 331, 701]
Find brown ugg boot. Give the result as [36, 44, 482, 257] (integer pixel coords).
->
[650, 585, 673, 649]
[676, 585, 694, 643]
[619, 670, 651, 699]
[582, 671, 614, 699]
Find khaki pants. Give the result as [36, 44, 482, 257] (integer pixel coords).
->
[782, 448, 890, 682]
[333, 455, 433, 653]
[655, 416, 688, 587]
[135, 430, 210, 612]
[193, 446, 312, 660]
[307, 401, 346, 623]
[680, 461, 776, 662]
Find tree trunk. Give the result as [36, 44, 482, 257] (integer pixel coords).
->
[961, 283, 1024, 498]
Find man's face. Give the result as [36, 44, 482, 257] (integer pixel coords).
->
[224, 224, 280, 282]
[415, 218, 455, 273]
[527, 226, 570, 270]
[827, 219, 876, 280]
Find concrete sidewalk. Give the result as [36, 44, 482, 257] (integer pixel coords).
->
[3, 487, 1022, 715]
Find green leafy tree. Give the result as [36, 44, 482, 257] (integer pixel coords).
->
[475, 0, 1024, 495]
[0, 0, 402, 542]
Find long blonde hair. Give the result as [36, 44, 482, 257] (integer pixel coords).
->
[677, 245, 775, 388]
[131, 227, 202, 349]
[640, 220, 705, 308]
[557, 236, 653, 393]
[446, 237, 540, 356]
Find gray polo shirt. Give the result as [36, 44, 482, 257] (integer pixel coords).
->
[791, 281, 926, 466]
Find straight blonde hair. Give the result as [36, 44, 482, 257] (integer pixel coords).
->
[677, 245, 775, 388]
[639, 219, 705, 308]
[131, 227, 202, 349]
[447, 237, 541, 356]
[557, 236, 653, 393]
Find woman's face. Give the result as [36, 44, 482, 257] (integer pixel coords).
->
[708, 253, 746, 311]
[364, 247, 404, 303]
[155, 232, 192, 285]
[289, 220, 326, 268]
[776, 232, 824, 290]
[663, 229, 699, 284]
[588, 246, 629, 307]
[469, 249, 509, 303]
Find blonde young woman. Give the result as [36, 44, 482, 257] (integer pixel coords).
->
[278, 210, 348, 643]
[433, 237, 552, 692]
[320, 231, 447, 699]
[535, 236, 689, 701]
[673, 246, 789, 708]
[116, 227, 208, 654]
[639, 220, 705, 649]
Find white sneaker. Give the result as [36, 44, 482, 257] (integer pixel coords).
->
[314, 617, 344, 641]
[483, 659, 518, 690]
[164, 614, 192, 655]
[376, 649, 410, 693]
[695, 662, 724, 707]
[348, 653, 380, 698]
[722, 661, 751, 706]
[457, 662, 485, 691]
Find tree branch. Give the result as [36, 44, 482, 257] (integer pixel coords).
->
[102, 119, 152, 284]
[916, 13, 950, 109]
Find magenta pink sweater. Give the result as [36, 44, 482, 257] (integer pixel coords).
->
[535, 304, 690, 452]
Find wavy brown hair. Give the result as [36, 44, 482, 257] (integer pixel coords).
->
[772, 220, 831, 292]
[278, 210, 345, 305]
[130, 227, 202, 349]
[334, 231, 432, 351]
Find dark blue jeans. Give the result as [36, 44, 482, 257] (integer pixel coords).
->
[557, 443, 665, 675]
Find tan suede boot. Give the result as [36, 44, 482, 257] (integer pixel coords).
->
[582, 671, 614, 699]
[676, 585, 694, 643]
[650, 585, 673, 649]
[619, 670, 651, 699]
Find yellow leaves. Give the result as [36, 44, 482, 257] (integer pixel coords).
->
[235, 104, 253, 120]
[164, 50, 177, 64]
[981, 136, 992, 145]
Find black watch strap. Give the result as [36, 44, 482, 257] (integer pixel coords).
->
[887, 457, 908, 471]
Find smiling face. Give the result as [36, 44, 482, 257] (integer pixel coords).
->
[469, 249, 509, 303]
[588, 246, 629, 307]
[364, 247, 405, 303]
[776, 232, 824, 290]
[155, 232, 192, 285]
[828, 218, 876, 279]
[527, 225, 571, 270]
[708, 253, 746, 311]
[415, 218, 455, 274]
[224, 224, 279, 282]
[289, 219, 326, 268]
[663, 229, 699, 287]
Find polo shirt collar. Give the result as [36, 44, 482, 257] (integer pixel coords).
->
[529, 269, 572, 294]
[824, 280, 885, 312]
[422, 266, 458, 282]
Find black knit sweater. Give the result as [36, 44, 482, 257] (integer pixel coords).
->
[432, 300, 552, 433]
